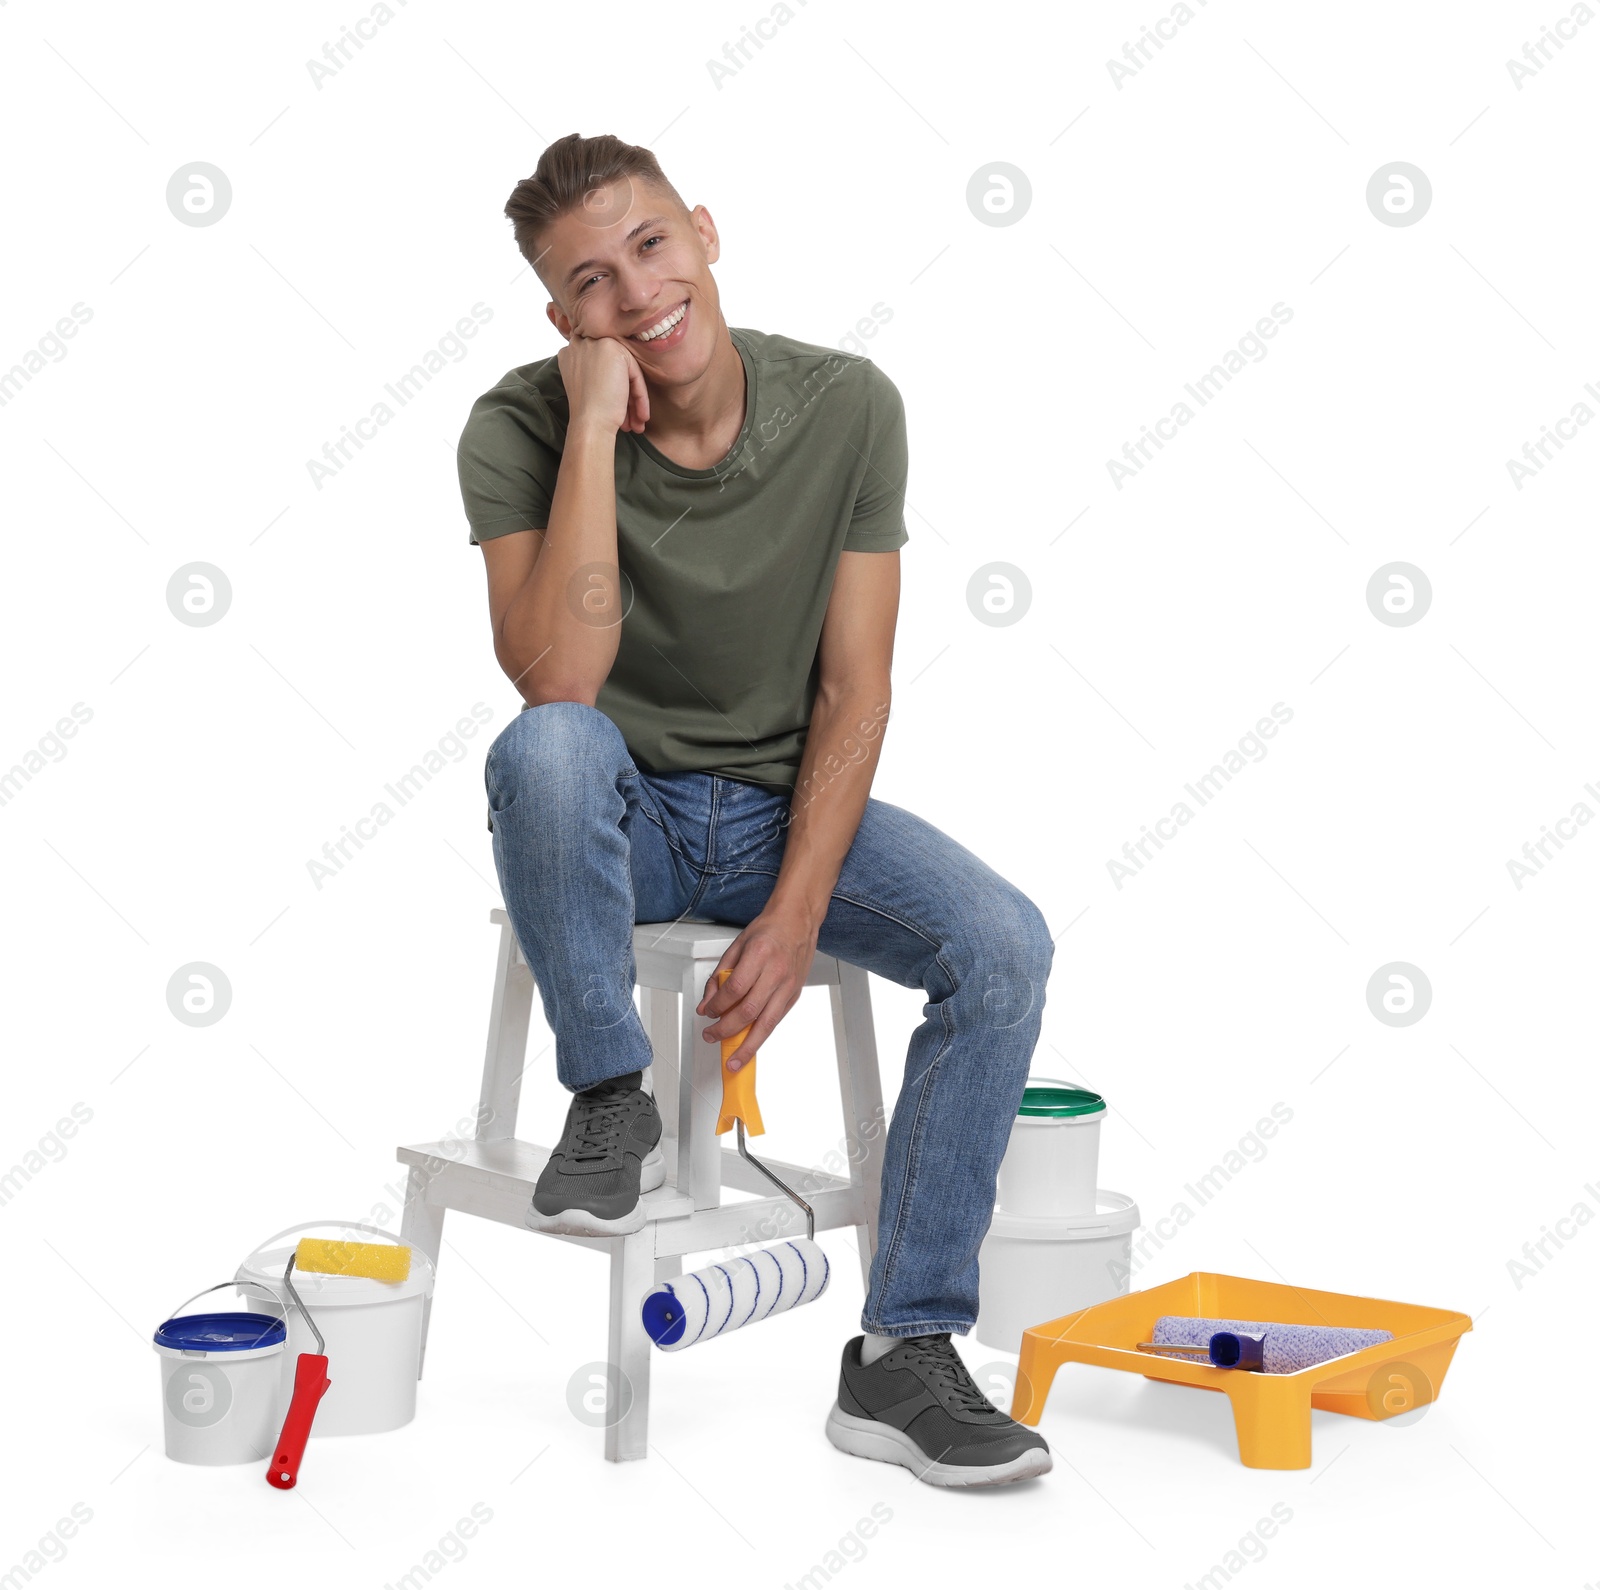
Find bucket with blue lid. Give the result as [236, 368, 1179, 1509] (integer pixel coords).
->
[152, 1282, 288, 1465]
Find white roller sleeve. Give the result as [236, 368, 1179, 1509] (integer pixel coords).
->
[642, 1238, 831, 1351]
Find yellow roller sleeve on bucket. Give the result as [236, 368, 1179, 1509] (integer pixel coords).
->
[293, 1237, 412, 1283]
[713, 967, 765, 1136]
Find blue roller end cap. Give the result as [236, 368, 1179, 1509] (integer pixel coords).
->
[1210, 1330, 1267, 1370]
[641, 1287, 687, 1348]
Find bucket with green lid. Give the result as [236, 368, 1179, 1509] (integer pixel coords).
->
[996, 1078, 1106, 1217]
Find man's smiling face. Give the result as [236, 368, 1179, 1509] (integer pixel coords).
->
[541, 175, 722, 382]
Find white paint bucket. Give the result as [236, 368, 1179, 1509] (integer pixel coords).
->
[974, 1190, 1139, 1353]
[995, 1080, 1107, 1217]
[152, 1283, 288, 1466]
[235, 1222, 434, 1438]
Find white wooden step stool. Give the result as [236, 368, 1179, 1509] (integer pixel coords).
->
[397, 907, 887, 1460]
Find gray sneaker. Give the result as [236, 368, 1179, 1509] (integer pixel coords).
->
[825, 1333, 1052, 1487]
[527, 1070, 665, 1237]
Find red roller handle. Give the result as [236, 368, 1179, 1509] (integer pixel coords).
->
[266, 1353, 331, 1489]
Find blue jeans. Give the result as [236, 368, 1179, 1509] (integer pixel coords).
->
[484, 701, 1055, 1337]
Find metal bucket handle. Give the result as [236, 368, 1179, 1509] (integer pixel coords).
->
[158, 1279, 288, 1350]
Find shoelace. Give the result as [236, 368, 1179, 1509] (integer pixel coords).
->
[894, 1335, 1000, 1416]
[568, 1091, 634, 1160]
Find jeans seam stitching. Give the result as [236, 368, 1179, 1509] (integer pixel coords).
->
[827, 890, 951, 954]
[635, 790, 697, 866]
[677, 778, 722, 917]
[872, 1051, 941, 1316]
[858, 1319, 972, 1335]
[870, 944, 959, 1318]
[705, 775, 723, 870]
[694, 871, 951, 960]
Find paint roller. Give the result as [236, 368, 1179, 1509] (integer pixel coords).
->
[640, 969, 831, 1350]
[266, 1237, 411, 1489]
[1137, 1315, 1393, 1374]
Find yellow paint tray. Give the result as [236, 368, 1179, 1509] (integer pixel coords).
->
[1012, 1270, 1472, 1469]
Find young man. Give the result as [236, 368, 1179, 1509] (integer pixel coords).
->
[456, 132, 1057, 1487]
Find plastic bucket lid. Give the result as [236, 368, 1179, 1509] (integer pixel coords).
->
[1017, 1080, 1106, 1119]
[153, 1312, 286, 1353]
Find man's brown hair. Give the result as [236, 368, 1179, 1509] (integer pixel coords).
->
[504, 133, 687, 286]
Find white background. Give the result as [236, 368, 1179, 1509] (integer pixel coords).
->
[2, 0, 1594, 1585]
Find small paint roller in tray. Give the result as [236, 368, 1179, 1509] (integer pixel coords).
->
[1137, 1316, 1394, 1374]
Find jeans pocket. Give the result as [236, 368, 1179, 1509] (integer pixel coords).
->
[485, 757, 519, 825]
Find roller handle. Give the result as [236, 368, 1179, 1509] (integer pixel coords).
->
[266, 1352, 331, 1489]
[713, 967, 764, 1135]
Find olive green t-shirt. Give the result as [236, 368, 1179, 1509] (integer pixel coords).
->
[455, 325, 909, 791]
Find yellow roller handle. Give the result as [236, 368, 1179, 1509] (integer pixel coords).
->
[713, 967, 764, 1136]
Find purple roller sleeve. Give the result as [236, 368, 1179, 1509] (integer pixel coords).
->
[1152, 1315, 1392, 1374]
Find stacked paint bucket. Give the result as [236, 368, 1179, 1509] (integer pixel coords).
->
[974, 1080, 1140, 1352]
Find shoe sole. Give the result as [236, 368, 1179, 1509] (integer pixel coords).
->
[824, 1402, 1052, 1488]
[524, 1146, 666, 1237]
